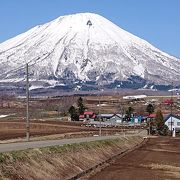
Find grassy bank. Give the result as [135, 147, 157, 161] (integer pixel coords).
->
[0, 136, 143, 180]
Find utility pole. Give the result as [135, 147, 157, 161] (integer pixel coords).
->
[148, 118, 151, 135]
[170, 82, 173, 136]
[98, 89, 102, 136]
[26, 63, 30, 141]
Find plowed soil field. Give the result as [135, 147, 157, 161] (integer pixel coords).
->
[90, 137, 180, 180]
[0, 120, 129, 140]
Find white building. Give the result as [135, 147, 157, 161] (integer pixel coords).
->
[110, 114, 123, 124]
[164, 114, 180, 131]
[98, 114, 123, 123]
[123, 95, 147, 100]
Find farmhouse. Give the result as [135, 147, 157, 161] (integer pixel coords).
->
[98, 114, 123, 123]
[98, 114, 114, 121]
[164, 114, 180, 131]
[130, 116, 142, 124]
[163, 99, 173, 105]
[148, 114, 156, 119]
[79, 111, 96, 121]
[110, 114, 123, 123]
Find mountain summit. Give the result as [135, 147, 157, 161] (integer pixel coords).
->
[0, 13, 179, 92]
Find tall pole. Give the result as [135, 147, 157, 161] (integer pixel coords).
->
[170, 82, 173, 136]
[149, 118, 151, 135]
[26, 63, 30, 141]
[98, 89, 102, 136]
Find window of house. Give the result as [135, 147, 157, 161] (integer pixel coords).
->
[168, 122, 174, 126]
[177, 122, 180, 126]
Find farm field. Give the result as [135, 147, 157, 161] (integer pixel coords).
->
[0, 120, 141, 141]
[0, 93, 179, 141]
[89, 137, 180, 180]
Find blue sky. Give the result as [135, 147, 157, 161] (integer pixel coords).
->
[0, 0, 180, 58]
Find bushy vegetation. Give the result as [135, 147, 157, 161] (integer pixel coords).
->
[68, 97, 86, 121]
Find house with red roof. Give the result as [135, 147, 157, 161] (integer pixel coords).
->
[163, 99, 173, 105]
[79, 111, 96, 121]
[148, 114, 156, 119]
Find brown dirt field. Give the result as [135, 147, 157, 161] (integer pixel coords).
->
[0, 120, 136, 140]
[89, 137, 180, 180]
[0, 121, 91, 140]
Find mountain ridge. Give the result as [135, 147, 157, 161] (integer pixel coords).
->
[0, 12, 179, 93]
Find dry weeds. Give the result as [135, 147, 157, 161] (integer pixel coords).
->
[141, 163, 180, 179]
[0, 136, 143, 180]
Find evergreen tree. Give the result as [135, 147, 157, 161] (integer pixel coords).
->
[155, 109, 164, 130]
[77, 97, 85, 115]
[155, 109, 168, 135]
[68, 106, 79, 121]
[146, 104, 154, 115]
[125, 106, 134, 121]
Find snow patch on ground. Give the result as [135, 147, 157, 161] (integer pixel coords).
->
[0, 115, 10, 118]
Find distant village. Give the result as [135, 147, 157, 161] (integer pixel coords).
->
[68, 94, 180, 136]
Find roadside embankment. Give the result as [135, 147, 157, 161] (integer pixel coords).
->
[0, 136, 144, 180]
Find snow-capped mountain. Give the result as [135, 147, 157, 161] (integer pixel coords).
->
[0, 12, 179, 92]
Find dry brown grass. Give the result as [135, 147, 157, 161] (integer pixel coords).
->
[141, 163, 180, 172]
[141, 163, 180, 179]
[0, 136, 143, 180]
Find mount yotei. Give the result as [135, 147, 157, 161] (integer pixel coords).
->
[0, 13, 180, 92]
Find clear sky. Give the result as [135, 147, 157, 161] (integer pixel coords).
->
[0, 0, 180, 58]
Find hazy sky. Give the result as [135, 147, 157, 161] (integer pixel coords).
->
[0, 0, 180, 58]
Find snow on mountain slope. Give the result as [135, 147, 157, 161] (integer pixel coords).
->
[0, 12, 179, 91]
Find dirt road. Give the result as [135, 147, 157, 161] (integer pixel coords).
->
[89, 137, 180, 180]
[0, 134, 138, 153]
